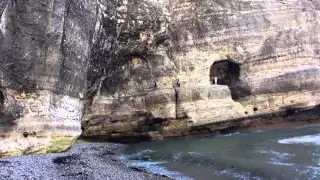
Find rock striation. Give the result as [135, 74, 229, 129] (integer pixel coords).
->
[1, 0, 320, 156]
[82, 0, 320, 141]
[0, 0, 97, 157]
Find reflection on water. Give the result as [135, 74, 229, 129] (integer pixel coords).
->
[120, 126, 320, 180]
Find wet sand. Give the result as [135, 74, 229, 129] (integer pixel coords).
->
[0, 142, 170, 180]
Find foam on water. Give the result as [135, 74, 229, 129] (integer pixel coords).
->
[187, 152, 202, 156]
[278, 135, 320, 146]
[215, 169, 263, 180]
[296, 166, 320, 179]
[219, 132, 251, 137]
[220, 132, 241, 137]
[129, 161, 193, 180]
[119, 153, 193, 180]
[257, 150, 292, 159]
[268, 161, 295, 167]
[256, 149, 293, 161]
[308, 166, 320, 179]
[173, 152, 182, 161]
[256, 149, 295, 167]
[125, 149, 156, 161]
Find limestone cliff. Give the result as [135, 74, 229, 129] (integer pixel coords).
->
[1, 0, 320, 156]
[0, 0, 97, 157]
[82, 0, 320, 140]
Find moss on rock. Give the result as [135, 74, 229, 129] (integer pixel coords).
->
[0, 135, 78, 158]
[161, 121, 189, 137]
[27, 136, 78, 155]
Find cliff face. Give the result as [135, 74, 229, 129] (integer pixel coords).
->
[0, 0, 98, 156]
[82, 0, 320, 140]
[1, 0, 320, 156]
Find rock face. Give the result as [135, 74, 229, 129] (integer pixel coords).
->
[0, 0, 98, 157]
[82, 0, 320, 140]
[1, 0, 320, 156]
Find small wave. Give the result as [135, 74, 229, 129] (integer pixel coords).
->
[256, 150, 293, 160]
[219, 132, 250, 137]
[126, 149, 157, 161]
[215, 169, 263, 180]
[297, 166, 320, 179]
[278, 135, 320, 146]
[220, 132, 240, 137]
[253, 130, 265, 133]
[256, 150, 295, 167]
[172, 152, 202, 161]
[268, 161, 295, 167]
[133, 149, 157, 156]
[171, 151, 212, 166]
[119, 155, 193, 180]
[173, 152, 182, 161]
[187, 152, 202, 156]
[308, 166, 320, 179]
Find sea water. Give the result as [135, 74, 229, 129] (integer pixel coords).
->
[120, 126, 320, 180]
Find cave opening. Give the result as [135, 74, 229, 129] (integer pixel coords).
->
[209, 59, 240, 86]
[209, 59, 251, 100]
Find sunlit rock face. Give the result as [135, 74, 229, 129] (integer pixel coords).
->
[82, 0, 320, 140]
[0, 0, 98, 157]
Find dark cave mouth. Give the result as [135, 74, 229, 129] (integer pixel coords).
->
[209, 59, 240, 86]
[209, 60, 251, 100]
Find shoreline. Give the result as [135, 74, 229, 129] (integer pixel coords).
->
[0, 142, 171, 180]
[81, 105, 320, 143]
[1, 121, 320, 180]
[1, 106, 320, 180]
[187, 105, 320, 139]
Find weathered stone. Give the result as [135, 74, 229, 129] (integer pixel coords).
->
[82, 0, 320, 140]
[176, 85, 246, 125]
[0, 90, 82, 157]
[0, 0, 98, 156]
[1, 0, 320, 156]
[145, 89, 176, 119]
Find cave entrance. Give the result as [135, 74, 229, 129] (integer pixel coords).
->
[209, 59, 240, 86]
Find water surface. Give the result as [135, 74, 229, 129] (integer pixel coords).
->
[120, 126, 320, 180]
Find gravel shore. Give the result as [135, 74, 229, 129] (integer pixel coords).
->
[0, 142, 170, 180]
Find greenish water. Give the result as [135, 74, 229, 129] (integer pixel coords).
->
[120, 126, 320, 180]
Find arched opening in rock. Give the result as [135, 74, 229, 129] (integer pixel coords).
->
[209, 60, 251, 100]
[209, 59, 240, 86]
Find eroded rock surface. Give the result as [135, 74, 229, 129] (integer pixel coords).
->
[0, 0, 97, 156]
[1, 0, 320, 156]
[82, 0, 320, 140]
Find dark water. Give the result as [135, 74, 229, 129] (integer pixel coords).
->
[120, 126, 320, 180]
